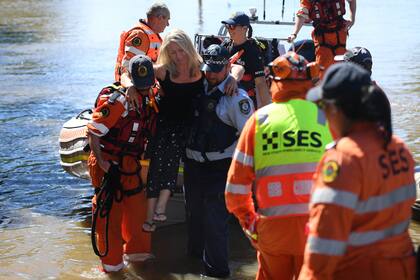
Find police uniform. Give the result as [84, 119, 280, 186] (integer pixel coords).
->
[184, 74, 254, 277]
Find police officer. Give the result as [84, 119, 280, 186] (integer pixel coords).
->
[299, 63, 416, 280]
[225, 52, 332, 280]
[184, 44, 254, 278]
[221, 12, 271, 108]
[88, 55, 157, 272]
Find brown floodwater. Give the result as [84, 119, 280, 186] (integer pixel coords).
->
[0, 0, 419, 279]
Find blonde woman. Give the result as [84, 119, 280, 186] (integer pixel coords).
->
[138, 29, 204, 232]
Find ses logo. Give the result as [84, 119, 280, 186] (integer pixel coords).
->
[261, 130, 322, 152]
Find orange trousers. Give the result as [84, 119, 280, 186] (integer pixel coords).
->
[257, 251, 303, 280]
[312, 26, 347, 76]
[89, 154, 151, 270]
[254, 216, 308, 280]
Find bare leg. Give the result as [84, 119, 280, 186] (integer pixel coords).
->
[154, 189, 171, 220]
[146, 197, 157, 223]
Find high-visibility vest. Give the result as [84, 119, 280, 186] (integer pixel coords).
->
[254, 99, 332, 217]
[114, 20, 162, 82]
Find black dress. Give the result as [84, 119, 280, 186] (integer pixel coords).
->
[146, 70, 204, 198]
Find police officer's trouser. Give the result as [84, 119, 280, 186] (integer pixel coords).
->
[312, 25, 347, 77]
[89, 154, 152, 272]
[184, 158, 231, 277]
[254, 216, 308, 280]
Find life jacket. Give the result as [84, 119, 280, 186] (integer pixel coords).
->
[187, 87, 238, 159]
[114, 20, 162, 82]
[309, 0, 346, 30]
[253, 100, 332, 217]
[95, 84, 157, 160]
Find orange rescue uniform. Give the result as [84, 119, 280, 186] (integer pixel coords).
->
[114, 20, 162, 82]
[297, 0, 348, 72]
[226, 80, 332, 280]
[299, 123, 416, 280]
[88, 89, 154, 272]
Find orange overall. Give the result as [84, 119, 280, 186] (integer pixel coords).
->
[299, 123, 416, 280]
[226, 80, 332, 280]
[88, 87, 154, 272]
[114, 20, 162, 82]
[297, 0, 347, 73]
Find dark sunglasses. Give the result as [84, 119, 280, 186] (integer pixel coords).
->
[225, 24, 237, 30]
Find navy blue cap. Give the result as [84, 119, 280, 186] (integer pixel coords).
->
[128, 55, 155, 89]
[334, 47, 373, 73]
[307, 63, 372, 104]
[289, 39, 315, 62]
[200, 44, 230, 73]
[221, 12, 250, 26]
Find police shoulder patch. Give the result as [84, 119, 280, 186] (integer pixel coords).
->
[132, 37, 142, 46]
[239, 99, 251, 114]
[322, 160, 340, 183]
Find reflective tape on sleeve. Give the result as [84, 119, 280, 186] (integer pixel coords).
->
[308, 235, 347, 256]
[311, 187, 358, 210]
[125, 46, 146, 56]
[233, 149, 254, 167]
[226, 183, 251, 195]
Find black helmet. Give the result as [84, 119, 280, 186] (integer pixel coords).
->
[335, 47, 373, 74]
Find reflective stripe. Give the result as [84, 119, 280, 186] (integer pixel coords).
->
[308, 236, 347, 256]
[233, 149, 253, 167]
[317, 107, 327, 125]
[226, 183, 251, 194]
[186, 142, 236, 162]
[150, 42, 161, 49]
[121, 59, 130, 69]
[311, 187, 358, 209]
[143, 29, 154, 35]
[348, 219, 410, 246]
[102, 261, 125, 272]
[89, 122, 109, 136]
[123, 253, 155, 262]
[356, 183, 416, 214]
[125, 46, 146, 56]
[257, 112, 269, 125]
[256, 162, 318, 177]
[258, 203, 308, 216]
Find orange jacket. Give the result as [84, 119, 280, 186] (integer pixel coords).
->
[114, 20, 162, 82]
[299, 123, 416, 280]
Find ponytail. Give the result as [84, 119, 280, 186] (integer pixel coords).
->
[340, 84, 392, 149]
[247, 25, 253, 39]
[360, 85, 393, 149]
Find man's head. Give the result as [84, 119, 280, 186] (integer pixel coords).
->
[334, 47, 373, 75]
[146, 2, 170, 33]
[201, 44, 230, 86]
[128, 55, 155, 95]
[269, 52, 319, 101]
[221, 12, 250, 40]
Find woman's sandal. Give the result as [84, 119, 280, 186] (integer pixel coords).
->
[153, 212, 167, 222]
[142, 221, 156, 232]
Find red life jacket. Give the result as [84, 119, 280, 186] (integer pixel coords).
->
[309, 0, 346, 28]
[96, 85, 157, 159]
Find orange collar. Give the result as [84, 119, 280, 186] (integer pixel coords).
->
[270, 79, 314, 102]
